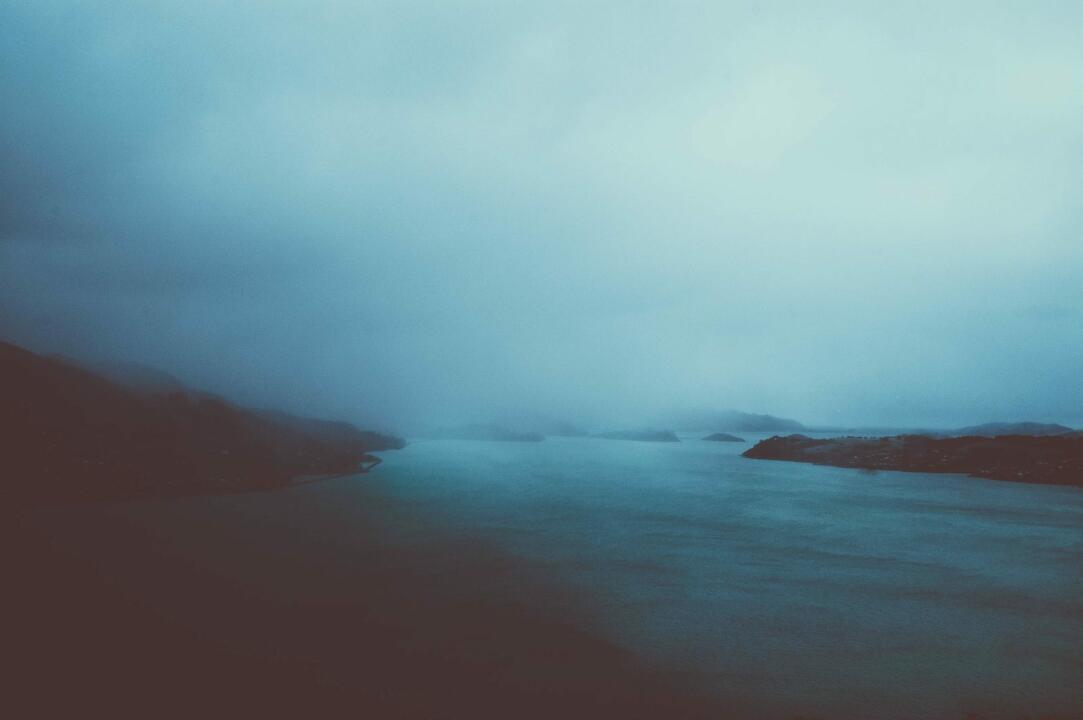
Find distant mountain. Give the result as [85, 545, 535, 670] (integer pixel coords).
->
[947, 422, 1074, 437]
[667, 409, 805, 433]
[594, 430, 680, 443]
[431, 423, 545, 442]
[702, 433, 745, 442]
[491, 413, 588, 438]
[2, 340, 402, 505]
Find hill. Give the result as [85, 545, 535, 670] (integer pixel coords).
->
[702, 433, 745, 442]
[2, 341, 402, 505]
[947, 422, 1074, 437]
[594, 430, 680, 442]
[667, 408, 805, 433]
[430, 423, 545, 442]
[743, 434, 1083, 487]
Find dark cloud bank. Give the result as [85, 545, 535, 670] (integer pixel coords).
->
[3, 1, 1082, 432]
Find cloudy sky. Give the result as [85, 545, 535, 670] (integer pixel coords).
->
[2, 1, 1081, 430]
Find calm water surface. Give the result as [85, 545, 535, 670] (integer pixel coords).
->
[365, 434, 1083, 718]
[69, 434, 1083, 718]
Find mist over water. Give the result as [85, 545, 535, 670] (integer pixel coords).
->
[2, 2, 1082, 431]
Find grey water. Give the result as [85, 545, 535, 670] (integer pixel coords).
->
[364, 434, 1083, 718]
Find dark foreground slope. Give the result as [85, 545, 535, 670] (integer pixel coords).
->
[9, 485, 729, 720]
[744, 433, 1083, 487]
[1, 341, 402, 504]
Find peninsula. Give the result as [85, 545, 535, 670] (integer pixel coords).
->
[743, 433, 1083, 487]
[2, 340, 403, 505]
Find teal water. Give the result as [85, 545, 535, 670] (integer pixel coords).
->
[53, 434, 1083, 717]
[362, 434, 1083, 718]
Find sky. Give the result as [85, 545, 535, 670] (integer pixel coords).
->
[2, 1, 1082, 431]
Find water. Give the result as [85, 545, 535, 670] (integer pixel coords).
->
[36, 434, 1083, 717]
[363, 434, 1083, 718]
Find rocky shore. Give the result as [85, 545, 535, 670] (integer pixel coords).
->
[743, 433, 1083, 487]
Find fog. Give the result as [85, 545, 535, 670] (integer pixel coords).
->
[2, 1, 1082, 432]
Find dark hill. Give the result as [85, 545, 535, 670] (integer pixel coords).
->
[1, 341, 402, 505]
[75, 358, 190, 395]
[743, 433, 1083, 487]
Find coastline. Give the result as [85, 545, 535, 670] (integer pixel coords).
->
[743, 433, 1083, 488]
[286, 454, 382, 487]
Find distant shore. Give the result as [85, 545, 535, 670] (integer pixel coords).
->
[743, 433, 1083, 487]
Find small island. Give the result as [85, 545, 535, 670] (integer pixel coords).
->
[743, 433, 1083, 487]
[702, 433, 745, 442]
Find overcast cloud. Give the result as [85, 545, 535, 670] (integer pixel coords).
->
[2, 1, 1082, 430]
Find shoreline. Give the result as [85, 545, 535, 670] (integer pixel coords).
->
[287, 455, 382, 487]
[743, 433, 1083, 488]
[15, 455, 387, 510]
